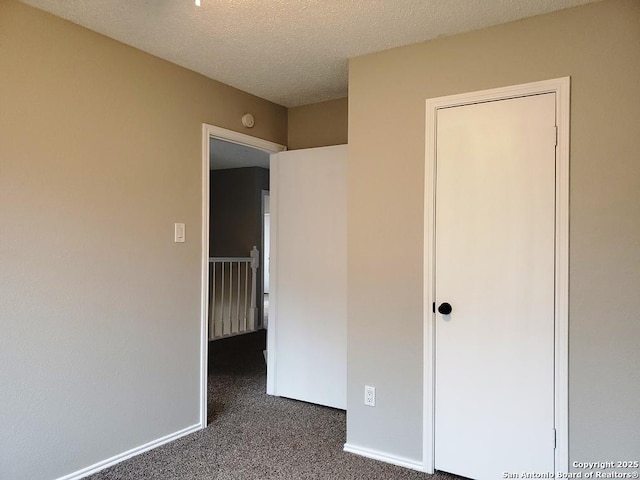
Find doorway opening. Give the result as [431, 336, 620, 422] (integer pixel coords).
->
[200, 124, 285, 426]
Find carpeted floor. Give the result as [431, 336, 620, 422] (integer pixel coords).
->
[88, 331, 461, 480]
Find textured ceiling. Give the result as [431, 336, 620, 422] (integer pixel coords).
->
[22, 0, 596, 107]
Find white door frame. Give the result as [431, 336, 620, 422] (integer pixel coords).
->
[200, 124, 286, 427]
[260, 189, 270, 329]
[423, 77, 570, 474]
[265, 158, 278, 395]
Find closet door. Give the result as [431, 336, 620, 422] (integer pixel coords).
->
[434, 94, 556, 479]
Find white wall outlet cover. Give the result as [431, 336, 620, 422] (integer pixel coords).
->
[364, 385, 376, 407]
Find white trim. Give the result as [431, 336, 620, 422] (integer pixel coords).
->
[554, 77, 571, 475]
[423, 77, 570, 475]
[205, 124, 286, 154]
[261, 189, 270, 328]
[56, 424, 201, 480]
[199, 124, 210, 429]
[343, 443, 424, 472]
[265, 155, 279, 395]
[201, 124, 286, 416]
[423, 96, 438, 474]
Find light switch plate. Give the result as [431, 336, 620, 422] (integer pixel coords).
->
[174, 223, 185, 243]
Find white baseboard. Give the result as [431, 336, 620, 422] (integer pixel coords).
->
[56, 423, 203, 480]
[343, 443, 424, 472]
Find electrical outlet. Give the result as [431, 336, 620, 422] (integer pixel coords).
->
[364, 385, 376, 407]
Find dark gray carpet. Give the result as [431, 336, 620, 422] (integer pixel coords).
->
[88, 331, 460, 480]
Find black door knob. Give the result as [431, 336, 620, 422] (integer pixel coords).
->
[438, 302, 452, 315]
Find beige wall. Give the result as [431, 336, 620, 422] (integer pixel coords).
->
[347, 0, 640, 465]
[0, 1, 286, 478]
[287, 97, 348, 150]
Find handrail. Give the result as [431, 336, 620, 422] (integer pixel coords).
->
[209, 257, 251, 262]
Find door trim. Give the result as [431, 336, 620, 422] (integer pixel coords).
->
[422, 77, 570, 474]
[261, 188, 270, 326]
[266, 155, 279, 396]
[200, 124, 286, 427]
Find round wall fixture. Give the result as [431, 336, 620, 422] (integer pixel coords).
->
[241, 113, 255, 128]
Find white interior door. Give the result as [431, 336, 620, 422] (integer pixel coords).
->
[267, 145, 347, 410]
[434, 94, 557, 479]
